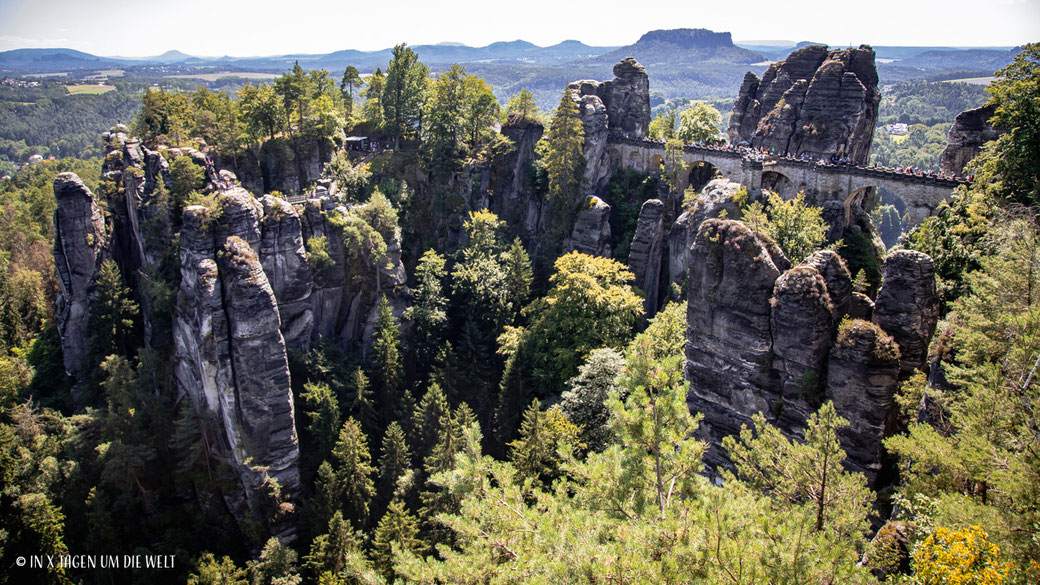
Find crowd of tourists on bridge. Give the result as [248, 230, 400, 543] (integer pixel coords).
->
[637, 134, 968, 181]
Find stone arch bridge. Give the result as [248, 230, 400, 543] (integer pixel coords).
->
[609, 137, 969, 224]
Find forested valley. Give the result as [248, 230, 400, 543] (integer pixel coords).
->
[1, 40, 1038, 585]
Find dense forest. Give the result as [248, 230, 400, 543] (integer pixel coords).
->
[1, 41, 1039, 585]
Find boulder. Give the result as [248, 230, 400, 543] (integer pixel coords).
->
[728, 45, 880, 164]
[627, 198, 665, 315]
[562, 196, 612, 258]
[52, 173, 107, 378]
[872, 250, 940, 375]
[568, 58, 651, 194]
[825, 319, 900, 481]
[492, 115, 545, 243]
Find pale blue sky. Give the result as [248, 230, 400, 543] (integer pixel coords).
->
[0, 0, 1036, 56]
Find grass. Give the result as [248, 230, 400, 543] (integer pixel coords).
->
[66, 85, 115, 95]
[890, 133, 909, 144]
[164, 71, 277, 82]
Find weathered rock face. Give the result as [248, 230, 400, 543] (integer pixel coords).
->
[770, 266, 834, 423]
[571, 92, 612, 196]
[562, 196, 612, 258]
[570, 57, 651, 139]
[728, 45, 880, 164]
[214, 137, 335, 196]
[491, 115, 545, 244]
[53, 173, 107, 378]
[825, 320, 901, 480]
[872, 250, 940, 375]
[802, 250, 853, 321]
[667, 178, 744, 286]
[627, 198, 665, 315]
[685, 219, 781, 462]
[298, 194, 409, 352]
[259, 195, 314, 350]
[940, 104, 1004, 176]
[173, 200, 301, 542]
[569, 58, 651, 195]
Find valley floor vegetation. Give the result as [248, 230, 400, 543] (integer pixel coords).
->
[1, 42, 1038, 585]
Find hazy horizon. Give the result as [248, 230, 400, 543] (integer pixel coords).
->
[0, 0, 1037, 57]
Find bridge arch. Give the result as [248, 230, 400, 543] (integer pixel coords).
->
[761, 170, 797, 199]
[686, 160, 722, 193]
[649, 154, 664, 174]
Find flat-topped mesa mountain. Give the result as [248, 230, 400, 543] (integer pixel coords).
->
[728, 44, 881, 165]
[590, 28, 764, 66]
[52, 130, 408, 542]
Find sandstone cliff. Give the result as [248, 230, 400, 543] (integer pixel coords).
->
[939, 104, 1005, 176]
[728, 45, 880, 164]
[53, 173, 107, 379]
[683, 217, 937, 481]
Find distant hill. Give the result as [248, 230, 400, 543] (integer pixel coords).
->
[0, 48, 129, 72]
[149, 50, 195, 63]
[590, 29, 764, 67]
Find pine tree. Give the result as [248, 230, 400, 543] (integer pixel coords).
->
[505, 88, 540, 122]
[340, 66, 363, 116]
[304, 510, 360, 579]
[369, 296, 403, 424]
[544, 90, 586, 233]
[502, 237, 533, 323]
[331, 418, 376, 527]
[409, 383, 450, 467]
[309, 460, 341, 536]
[723, 402, 873, 538]
[301, 381, 341, 465]
[89, 259, 139, 362]
[378, 421, 411, 497]
[348, 366, 379, 438]
[247, 537, 301, 585]
[372, 499, 422, 579]
[403, 250, 448, 380]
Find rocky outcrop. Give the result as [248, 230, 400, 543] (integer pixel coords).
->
[260, 195, 314, 350]
[770, 266, 834, 423]
[491, 115, 545, 244]
[212, 137, 335, 196]
[53, 173, 107, 378]
[728, 45, 880, 164]
[872, 250, 940, 375]
[940, 104, 1004, 177]
[562, 196, 612, 258]
[685, 219, 781, 463]
[667, 178, 744, 286]
[801, 250, 853, 321]
[825, 319, 901, 480]
[627, 198, 665, 315]
[298, 194, 409, 352]
[174, 199, 301, 542]
[681, 214, 940, 476]
[569, 58, 651, 194]
[569, 57, 651, 140]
